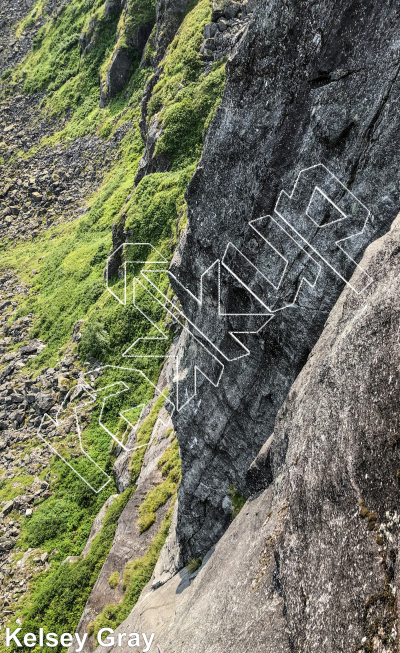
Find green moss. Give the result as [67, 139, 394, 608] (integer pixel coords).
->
[0, 0, 226, 642]
[138, 438, 181, 532]
[186, 557, 202, 573]
[108, 570, 120, 588]
[230, 484, 246, 519]
[5, 488, 133, 653]
[129, 393, 167, 483]
[158, 436, 180, 478]
[89, 503, 174, 639]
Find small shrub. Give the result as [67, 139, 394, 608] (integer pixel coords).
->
[229, 484, 246, 519]
[90, 242, 109, 266]
[78, 320, 110, 360]
[1, 69, 12, 81]
[108, 571, 120, 588]
[32, 26, 46, 50]
[47, 69, 76, 93]
[100, 122, 113, 139]
[25, 500, 72, 546]
[186, 558, 202, 573]
[24, 15, 37, 29]
[83, 0, 96, 10]
[57, 33, 80, 55]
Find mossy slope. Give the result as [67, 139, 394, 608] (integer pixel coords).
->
[0, 0, 226, 647]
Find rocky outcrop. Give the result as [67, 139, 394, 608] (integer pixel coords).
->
[68, 389, 177, 653]
[105, 0, 123, 18]
[134, 112, 171, 184]
[168, 0, 400, 561]
[100, 0, 156, 106]
[134, 0, 252, 188]
[105, 49, 133, 99]
[200, 0, 255, 62]
[131, 0, 193, 184]
[96, 205, 400, 653]
[151, 0, 190, 67]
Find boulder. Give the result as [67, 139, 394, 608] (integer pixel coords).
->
[224, 0, 240, 18]
[214, 30, 223, 47]
[242, 0, 256, 12]
[104, 0, 122, 17]
[203, 22, 217, 38]
[62, 555, 80, 565]
[0, 537, 15, 553]
[211, 0, 227, 21]
[1, 500, 13, 517]
[203, 37, 215, 51]
[34, 392, 55, 413]
[13, 495, 32, 510]
[9, 394, 24, 403]
[19, 339, 43, 355]
[57, 375, 70, 391]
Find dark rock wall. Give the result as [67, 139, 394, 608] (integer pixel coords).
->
[170, 0, 400, 559]
[103, 179, 400, 653]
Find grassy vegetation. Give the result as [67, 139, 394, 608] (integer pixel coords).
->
[138, 437, 181, 532]
[0, 0, 227, 642]
[108, 570, 120, 588]
[229, 484, 246, 519]
[3, 488, 133, 653]
[186, 557, 202, 573]
[1, 112, 170, 371]
[88, 502, 174, 639]
[0, 475, 35, 503]
[22, 0, 118, 99]
[128, 394, 167, 480]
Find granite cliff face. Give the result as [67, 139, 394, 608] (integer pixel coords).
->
[169, 0, 400, 561]
[2, 0, 400, 648]
[100, 195, 400, 653]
